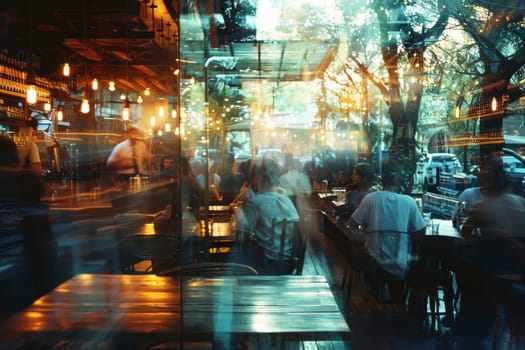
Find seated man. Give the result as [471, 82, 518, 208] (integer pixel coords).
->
[347, 160, 426, 305]
[235, 157, 300, 274]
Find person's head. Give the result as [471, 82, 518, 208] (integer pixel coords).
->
[337, 170, 346, 180]
[479, 154, 509, 196]
[0, 135, 20, 167]
[237, 159, 251, 179]
[251, 157, 281, 193]
[125, 126, 138, 144]
[181, 157, 192, 176]
[160, 156, 176, 172]
[352, 162, 374, 189]
[381, 160, 402, 191]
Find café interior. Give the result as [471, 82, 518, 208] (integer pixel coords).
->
[1, 0, 525, 349]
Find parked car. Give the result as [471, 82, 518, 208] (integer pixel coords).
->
[415, 153, 462, 192]
[501, 147, 525, 196]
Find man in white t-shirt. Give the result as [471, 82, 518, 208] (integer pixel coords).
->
[106, 127, 148, 180]
[348, 160, 426, 305]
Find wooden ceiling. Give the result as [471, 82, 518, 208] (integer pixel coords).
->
[1, 0, 179, 97]
[1, 0, 338, 99]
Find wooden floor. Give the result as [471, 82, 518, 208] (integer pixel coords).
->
[302, 214, 524, 350]
[4, 210, 520, 350]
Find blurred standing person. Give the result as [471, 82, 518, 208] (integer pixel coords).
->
[279, 157, 312, 209]
[106, 126, 148, 181]
[0, 135, 56, 306]
[197, 160, 223, 202]
[235, 157, 300, 274]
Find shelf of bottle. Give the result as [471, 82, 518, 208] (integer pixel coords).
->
[0, 79, 50, 102]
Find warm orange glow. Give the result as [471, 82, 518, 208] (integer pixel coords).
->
[491, 96, 498, 112]
[80, 99, 90, 114]
[91, 78, 98, 91]
[63, 63, 70, 77]
[57, 106, 64, 121]
[26, 85, 37, 104]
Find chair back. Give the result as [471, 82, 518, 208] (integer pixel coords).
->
[272, 218, 306, 275]
[366, 230, 412, 280]
[157, 262, 259, 277]
[120, 234, 179, 273]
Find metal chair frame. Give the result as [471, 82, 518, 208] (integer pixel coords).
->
[119, 234, 179, 273]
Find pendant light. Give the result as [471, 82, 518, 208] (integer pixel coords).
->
[57, 105, 64, 121]
[63, 63, 70, 77]
[80, 91, 90, 114]
[122, 95, 130, 120]
[26, 84, 37, 104]
[44, 99, 51, 112]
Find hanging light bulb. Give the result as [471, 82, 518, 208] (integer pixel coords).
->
[165, 123, 171, 132]
[108, 80, 116, 91]
[158, 105, 164, 117]
[63, 63, 70, 77]
[44, 100, 51, 112]
[91, 78, 98, 91]
[137, 95, 143, 104]
[122, 95, 130, 120]
[150, 116, 156, 127]
[171, 109, 177, 119]
[144, 87, 151, 96]
[26, 85, 37, 104]
[491, 96, 498, 112]
[80, 89, 90, 114]
[57, 105, 64, 121]
[80, 99, 90, 114]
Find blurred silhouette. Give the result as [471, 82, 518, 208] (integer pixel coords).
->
[454, 155, 525, 349]
[339, 162, 376, 223]
[235, 157, 300, 274]
[279, 157, 312, 209]
[0, 135, 56, 304]
[106, 126, 148, 181]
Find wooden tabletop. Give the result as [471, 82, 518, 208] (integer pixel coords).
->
[0, 274, 350, 345]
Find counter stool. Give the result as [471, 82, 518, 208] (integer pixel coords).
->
[407, 235, 460, 334]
